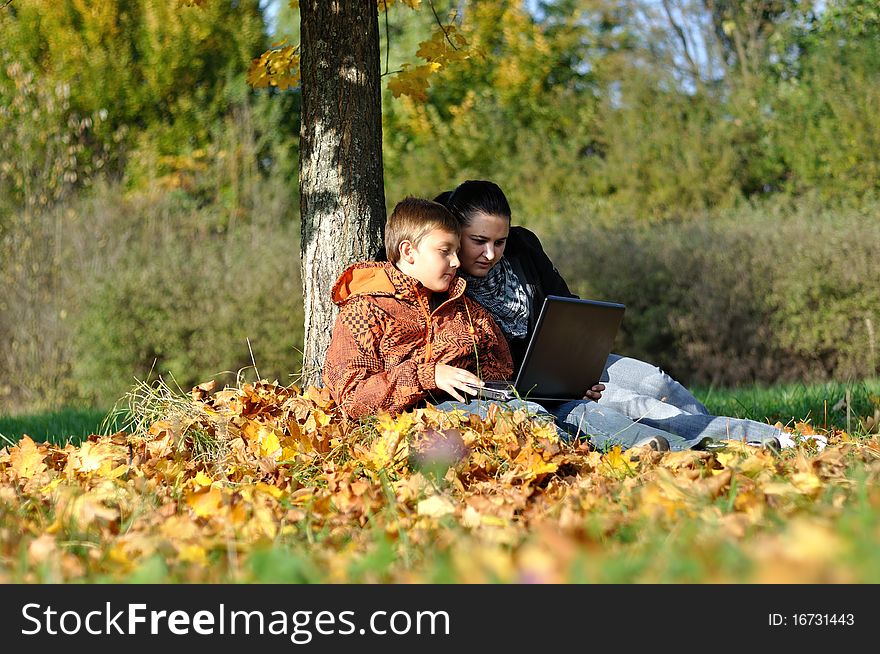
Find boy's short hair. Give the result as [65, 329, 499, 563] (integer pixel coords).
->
[385, 197, 460, 263]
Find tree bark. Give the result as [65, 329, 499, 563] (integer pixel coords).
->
[299, 0, 386, 388]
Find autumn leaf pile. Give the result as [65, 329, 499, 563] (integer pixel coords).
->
[2, 379, 879, 583]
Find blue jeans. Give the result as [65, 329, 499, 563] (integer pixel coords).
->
[591, 354, 784, 449]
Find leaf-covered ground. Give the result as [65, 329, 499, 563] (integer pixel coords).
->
[2, 380, 879, 583]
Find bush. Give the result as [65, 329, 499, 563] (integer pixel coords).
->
[72, 214, 304, 408]
[0, 107, 303, 413]
[545, 196, 880, 386]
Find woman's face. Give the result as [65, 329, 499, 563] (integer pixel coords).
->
[458, 211, 510, 278]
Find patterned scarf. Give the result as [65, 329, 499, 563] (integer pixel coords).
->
[462, 257, 529, 339]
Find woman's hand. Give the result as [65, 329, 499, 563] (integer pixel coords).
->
[583, 383, 605, 402]
[435, 364, 484, 402]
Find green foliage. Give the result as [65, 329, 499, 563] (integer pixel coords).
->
[548, 196, 880, 386]
[0, 104, 303, 414]
[3, 0, 879, 413]
[770, 36, 880, 198]
[0, 57, 112, 212]
[592, 79, 742, 216]
[0, 0, 272, 198]
[382, 1, 608, 216]
[380, 0, 880, 215]
[70, 192, 304, 409]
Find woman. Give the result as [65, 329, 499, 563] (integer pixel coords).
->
[436, 180, 797, 451]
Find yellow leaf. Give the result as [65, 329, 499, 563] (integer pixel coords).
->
[159, 515, 202, 541]
[9, 436, 47, 480]
[305, 385, 334, 408]
[177, 544, 208, 565]
[461, 505, 483, 528]
[790, 471, 823, 496]
[40, 477, 63, 496]
[255, 482, 284, 500]
[659, 450, 708, 469]
[357, 411, 412, 472]
[693, 468, 733, 499]
[715, 450, 741, 469]
[376, 410, 414, 437]
[781, 519, 842, 562]
[192, 471, 213, 488]
[242, 421, 282, 458]
[155, 459, 185, 483]
[601, 445, 634, 477]
[387, 63, 440, 102]
[280, 446, 300, 461]
[70, 441, 104, 474]
[247, 46, 300, 91]
[107, 464, 128, 479]
[187, 486, 224, 518]
[512, 447, 558, 482]
[733, 490, 765, 517]
[761, 481, 803, 497]
[66, 440, 126, 478]
[739, 454, 777, 478]
[60, 489, 119, 528]
[286, 419, 312, 454]
[416, 25, 469, 65]
[259, 427, 282, 458]
[417, 495, 455, 518]
[305, 408, 331, 431]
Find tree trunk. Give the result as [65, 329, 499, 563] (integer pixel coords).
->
[299, 0, 386, 388]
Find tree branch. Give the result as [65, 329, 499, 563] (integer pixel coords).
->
[429, 0, 459, 51]
[661, 0, 702, 85]
[381, 0, 390, 76]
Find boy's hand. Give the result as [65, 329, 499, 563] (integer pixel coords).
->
[435, 365, 484, 402]
[583, 383, 605, 401]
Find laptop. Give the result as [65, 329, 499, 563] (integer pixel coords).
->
[464, 295, 625, 403]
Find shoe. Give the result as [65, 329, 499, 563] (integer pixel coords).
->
[747, 437, 780, 450]
[694, 438, 726, 452]
[634, 435, 670, 452]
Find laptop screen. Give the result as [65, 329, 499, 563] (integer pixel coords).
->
[513, 296, 625, 402]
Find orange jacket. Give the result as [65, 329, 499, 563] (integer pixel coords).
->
[323, 261, 513, 418]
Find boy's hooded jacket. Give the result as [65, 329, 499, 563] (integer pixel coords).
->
[323, 261, 513, 419]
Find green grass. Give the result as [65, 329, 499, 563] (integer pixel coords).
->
[1, 378, 878, 448]
[694, 378, 880, 433]
[0, 407, 121, 446]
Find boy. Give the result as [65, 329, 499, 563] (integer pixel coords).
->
[323, 197, 513, 419]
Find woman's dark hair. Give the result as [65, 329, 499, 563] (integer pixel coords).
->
[432, 190, 453, 206]
[441, 180, 512, 226]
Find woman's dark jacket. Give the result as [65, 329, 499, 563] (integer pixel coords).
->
[502, 226, 575, 370]
[375, 226, 574, 372]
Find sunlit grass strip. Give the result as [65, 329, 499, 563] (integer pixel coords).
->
[0, 408, 120, 446]
[695, 378, 880, 434]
